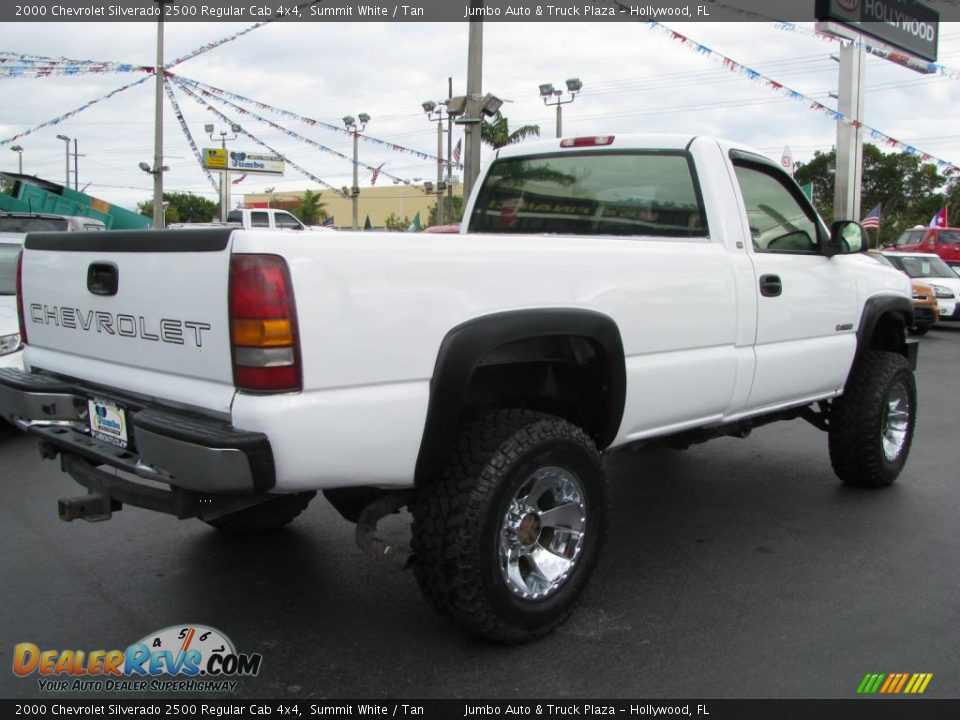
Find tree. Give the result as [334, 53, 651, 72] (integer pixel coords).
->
[138, 192, 219, 223]
[427, 195, 464, 226]
[294, 189, 328, 226]
[480, 111, 540, 149]
[383, 213, 410, 231]
[794, 144, 949, 247]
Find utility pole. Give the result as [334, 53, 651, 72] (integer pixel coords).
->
[73, 138, 79, 191]
[447, 77, 454, 218]
[343, 113, 369, 230]
[833, 42, 865, 222]
[152, 2, 168, 229]
[463, 13, 482, 201]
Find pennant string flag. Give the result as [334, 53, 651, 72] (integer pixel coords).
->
[631, 18, 960, 175]
[174, 80, 347, 196]
[175, 77, 415, 185]
[163, 77, 220, 193]
[0, 75, 151, 148]
[171, 74, 463, 169]
[165, 0, 323, 69]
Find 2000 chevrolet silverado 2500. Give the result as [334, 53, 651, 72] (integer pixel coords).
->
[0, 135, 918, 642]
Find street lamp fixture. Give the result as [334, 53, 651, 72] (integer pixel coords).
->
[539, 78, 583, 138]
[138, 161, 169, 175]
[343, 113, 370, 229]
[10, 145, 23, 174]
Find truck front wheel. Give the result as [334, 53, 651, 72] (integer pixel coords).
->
[828, 351, 917, 487]
[204, 492, 316, 534]
[412, 409, 607, 643]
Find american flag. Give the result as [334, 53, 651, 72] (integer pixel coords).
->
[370, 163, 384, 186]
[860, 203, 881, 230]
[452, 139, 462, 165]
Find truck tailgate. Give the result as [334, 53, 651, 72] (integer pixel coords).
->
[19, 229, 236, 414]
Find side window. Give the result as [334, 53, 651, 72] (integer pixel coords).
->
[274, 212, 303, 229]
[226, 210, 243, 224]
[734, 163, 820, 254]
[895, 231, 921, 247]
[250, 212, 270, 228]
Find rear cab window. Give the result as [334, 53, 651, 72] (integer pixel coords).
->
[0, 243, 20, 295]
[467, 151, 707, 238]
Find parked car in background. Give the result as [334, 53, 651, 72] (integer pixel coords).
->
[868, 251, 940, 334]
[169, 208, 307, 232]
[878, 251, 960, 322]
[423, 223, 462, 234]
[0, 212, 106, 234]
[886, 226, 960, 268]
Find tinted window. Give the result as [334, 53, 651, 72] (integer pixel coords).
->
[894, 230, 922, 247]
[226, 210, 243, 223]
[884, 254, 956, 279]
[250, 212, 270, 228]
[0, 243, 19, 295]
[275, 212, 303, 229]
[0, 216, 68, 232]
[734, 164, 819, 254]
[467, 151, 707, 238]
[935, 230, 960, 245]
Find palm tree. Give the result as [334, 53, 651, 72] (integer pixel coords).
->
[480, 111, 540, 149]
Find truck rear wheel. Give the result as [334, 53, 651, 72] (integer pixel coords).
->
[412, 409, 607, 643]
[205, 492, 315, 534]
[828, 351, 916, 488]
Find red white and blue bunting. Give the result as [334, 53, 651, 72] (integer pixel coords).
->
[163, 78, 219, 193]
[0, 75, 151, 147]
[174, 76, 463, 170]
[175, 76, 416, 186]
[174, 80, 348, 196]
[638, 19, 960, 174]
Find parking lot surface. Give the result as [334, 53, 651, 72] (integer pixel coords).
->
[1, 327, 958, 700]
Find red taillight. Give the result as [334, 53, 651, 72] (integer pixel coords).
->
[560, 136, 615, 148]
[16, 250, 27, 345]
[229, 254, 301, 393]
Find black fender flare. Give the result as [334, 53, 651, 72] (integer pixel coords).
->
[856, 294, 916, 368]
[413, 308, 626, 485]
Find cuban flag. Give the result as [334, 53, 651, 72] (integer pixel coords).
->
[860, 203, 881, 230]
[929, 206, 948, 228]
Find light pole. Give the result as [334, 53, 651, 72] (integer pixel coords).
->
[422, 101, 449, 226]
[206, 123, 241, 221]
[539, 78, 583, 139]
[448, 92, 502, 201]
[56, 134, 71, 187]
[138, 161, 170, 222]
[73, 138, 79, 190]
[152, 1, 172, 229]
[10, 145, 23, 174]
[343, 113, 369, 231]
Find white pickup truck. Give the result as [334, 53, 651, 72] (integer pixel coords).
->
[0, 135, 917, 642]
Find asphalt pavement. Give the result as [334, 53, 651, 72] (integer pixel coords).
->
[1, 326, 958, 700]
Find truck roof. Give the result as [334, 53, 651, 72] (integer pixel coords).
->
[494, 133, 706, 159]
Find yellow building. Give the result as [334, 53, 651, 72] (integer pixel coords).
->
[242, 183, 464, 229]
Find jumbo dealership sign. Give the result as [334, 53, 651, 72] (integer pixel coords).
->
[816, 0, 939, 62]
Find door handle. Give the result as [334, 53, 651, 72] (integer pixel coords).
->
[759, 274, 782, 297]
[87, 262, 119, 296]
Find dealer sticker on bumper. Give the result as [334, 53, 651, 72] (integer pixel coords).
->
[88, 398, 128, 449]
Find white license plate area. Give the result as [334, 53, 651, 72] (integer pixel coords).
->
[87, 398, 129, 449]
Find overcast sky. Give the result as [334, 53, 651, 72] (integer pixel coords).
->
[2, 18, 960, 213]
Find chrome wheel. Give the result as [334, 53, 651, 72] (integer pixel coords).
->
[882, 380, 911, 463]
[498, 466, 586, 600]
